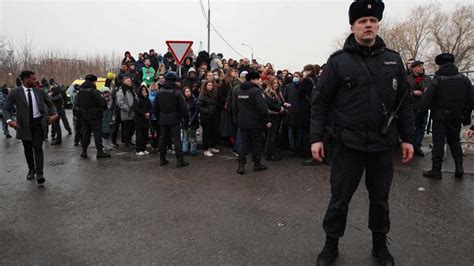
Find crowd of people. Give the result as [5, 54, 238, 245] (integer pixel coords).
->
[61, 48, 326, 168]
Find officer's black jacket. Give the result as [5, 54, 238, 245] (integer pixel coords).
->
[235, 81, 268, 129]
[153, 81, 189, 126]
[310, 34, 414, 152]
[76, 81, 107, 112]
[418, 63, 474, 120]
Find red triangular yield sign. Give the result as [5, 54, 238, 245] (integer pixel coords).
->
[166, 40, 194, 65]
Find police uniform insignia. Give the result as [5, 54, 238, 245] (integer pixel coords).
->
[383, 61, 397, 65]
[368, 4, 372, 9]
[392, 78, 398, 91]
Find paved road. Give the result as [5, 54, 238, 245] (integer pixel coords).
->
[1, 123, 473, 265]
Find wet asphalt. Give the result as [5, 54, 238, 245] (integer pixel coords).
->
[1, 114, 473, 265]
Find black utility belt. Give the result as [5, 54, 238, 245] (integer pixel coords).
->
[80, 109, 102, 113]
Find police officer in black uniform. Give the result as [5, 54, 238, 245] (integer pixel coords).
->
[154, 71, 190, 168]
[419, 53, 474, 179]
[310, 1, 415, 265]
[234, 71, 269, 175]
[76, 74, 111, 159]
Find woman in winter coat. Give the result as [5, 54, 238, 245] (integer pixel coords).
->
[217, 68, 237, 143]
[101, 87, 115, 151]
[264, 78, 285, 161]
[134, 84, 151, 156]
[197, 80, 220, 157]
[182, 87, 199, 155]
[116, 76, 136, 147]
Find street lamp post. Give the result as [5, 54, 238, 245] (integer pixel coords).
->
[8, 73, 12, 87]
[241, 43, 254, 63]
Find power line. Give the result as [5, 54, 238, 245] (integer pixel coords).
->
[199, 0, 245, 58]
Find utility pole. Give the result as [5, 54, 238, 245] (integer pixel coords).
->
[207, 0, 211, 53]
[241, 43, 254, 62]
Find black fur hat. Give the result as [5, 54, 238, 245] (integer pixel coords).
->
[349, 0, 385, 25]
[435, 53, 455, 65]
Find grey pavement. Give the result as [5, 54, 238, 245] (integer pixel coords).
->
[1, 117, 474, 265]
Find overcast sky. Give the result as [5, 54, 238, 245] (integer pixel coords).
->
[0, 0, 469, 71]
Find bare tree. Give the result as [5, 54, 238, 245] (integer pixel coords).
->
[430, 4, 474, 71]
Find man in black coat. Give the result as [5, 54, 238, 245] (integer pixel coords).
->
[49, 85, 64, 145]
[310, 1, 414, 265]
[154, 71, 190, 168]
[3, 70, 58, 185]
[76, 74, 111, 159]
[234, 71, 269, 174]
[418, 53, 474, 179]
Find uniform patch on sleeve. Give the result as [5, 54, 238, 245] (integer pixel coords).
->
[392, 78, 398, 91]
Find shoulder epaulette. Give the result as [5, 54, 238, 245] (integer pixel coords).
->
[329, 50, 344, 58]
[384, 48, 400, 55]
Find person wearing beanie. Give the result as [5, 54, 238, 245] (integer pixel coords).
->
[418, 53, 474, 180]
[407, 60, 432, 157]
[76, 74, 111, 159]
[311, 1, 415, 265]
[234, 71, 269, 174]
[2, 70, 58, 185]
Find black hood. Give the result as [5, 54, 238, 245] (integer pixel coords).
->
[435, 63, 459, 76]
[240, 81, 258, 91]
[162, 80, 178, 91]
[343, 33, 386, 56]
[80, 80, 96, 89]
[184, 56, 193, 66]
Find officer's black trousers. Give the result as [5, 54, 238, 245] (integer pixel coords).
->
[159, 125, 184, 161]
[238, 128, 265, 164]
[323, 147, 393, 239]
[74, 112, 82, 144]
[82, 117, 103, 151]
[431, 119, 463, 166]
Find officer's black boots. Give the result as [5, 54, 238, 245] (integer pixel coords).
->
[423, 162, 442, 179]
[253, 163, 268, 172]
[455, 159, 464, 178]
[160, 159, 169, 166]
[96, 149, 111, 159]
[316, 237, 339, 266]
[80, 148, 88, 159]
[176, 161, 189, 168]
[372, 233, 394, 266]
[237, 163, 245, 175]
